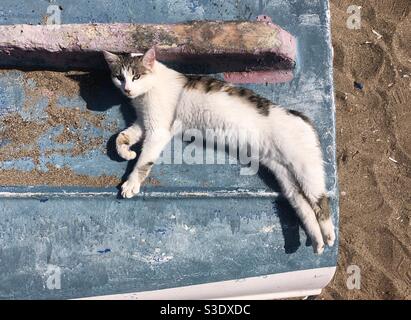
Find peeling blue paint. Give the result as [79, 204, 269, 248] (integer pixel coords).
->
[0, 71, 25, 116]
[97, 249, 111, 254]
[0, 158, 36, 171]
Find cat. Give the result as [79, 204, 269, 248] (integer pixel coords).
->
[103, 48, 335, 254]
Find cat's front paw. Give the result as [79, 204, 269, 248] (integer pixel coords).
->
[116, 132, 137, 161]
[121, 179, 140, 198]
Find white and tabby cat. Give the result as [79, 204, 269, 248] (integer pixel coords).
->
[103, 48, 335, 254]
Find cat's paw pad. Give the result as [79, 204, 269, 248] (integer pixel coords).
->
[320, 219, 336, 247]
[116, 133, 137, 160]
[325, 231, 336, 247]
[121, 180, 140, 198]
[118, 147, 137, 161]
[313, 241, 325, 255]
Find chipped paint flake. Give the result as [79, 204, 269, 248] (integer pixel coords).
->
[260, 225, 276, 233]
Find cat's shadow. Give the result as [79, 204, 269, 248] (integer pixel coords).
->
[68, 71, 140, 194]
[258, 165, 309, 253]
[70, 71, 305, 254]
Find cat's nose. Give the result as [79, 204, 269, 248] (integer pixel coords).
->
[124, 89, 131, 94]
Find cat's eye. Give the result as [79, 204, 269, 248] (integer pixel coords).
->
[133, 75, 141, 81]
[115, 74, 124, 81]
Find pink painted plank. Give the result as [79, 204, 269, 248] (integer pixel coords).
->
[224, 15, 296, 84]
[224, 70, 294, 84]
[0, 21, 296, 73]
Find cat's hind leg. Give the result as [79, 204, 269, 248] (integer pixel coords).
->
[288, 162, 336, 247]
[262, 159, 325, 254]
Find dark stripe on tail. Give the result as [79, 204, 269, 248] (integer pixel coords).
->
[286, 163, 330, 220]
[315, 196, 331, 221]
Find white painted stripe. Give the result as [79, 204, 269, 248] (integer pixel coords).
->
[0, 189, 280, 199]
[78, 266, 336, 300]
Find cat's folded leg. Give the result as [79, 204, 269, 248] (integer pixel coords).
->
[116, 122, 144, 160]
[121, 129, 172, 198]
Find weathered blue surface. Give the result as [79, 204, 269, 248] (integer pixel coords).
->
[0, 0, 338, 299]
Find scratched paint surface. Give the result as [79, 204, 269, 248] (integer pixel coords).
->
[0, 0, 338, 299]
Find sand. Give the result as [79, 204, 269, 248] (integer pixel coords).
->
[320, 0, 410, 300]
[0, 70, 121, 187]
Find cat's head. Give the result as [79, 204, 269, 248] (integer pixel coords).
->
[103, 48, 157, 99]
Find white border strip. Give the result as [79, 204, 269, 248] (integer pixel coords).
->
[79, 267, 336, 300]
[0, 189, 280, 199]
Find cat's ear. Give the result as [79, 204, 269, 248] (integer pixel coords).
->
[103, 51, 119, 67]
[142, 48, 156, 70]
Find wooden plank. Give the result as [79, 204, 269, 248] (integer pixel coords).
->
[0, 21, 296, 73]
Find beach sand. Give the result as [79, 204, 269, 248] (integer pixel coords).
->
[321, 0, 410, 299]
